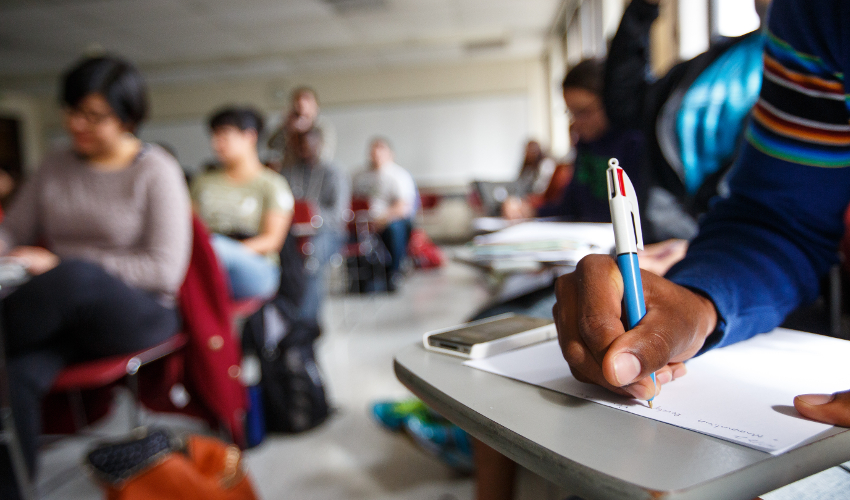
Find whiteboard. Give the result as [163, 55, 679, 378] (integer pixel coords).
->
[140, 93, 531, 187]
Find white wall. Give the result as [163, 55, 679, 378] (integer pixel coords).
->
[140, 93, 530, 187]
[135, 57, 547, 187]
[323, 94, 530, 185]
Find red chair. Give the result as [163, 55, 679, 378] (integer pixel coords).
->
[229, 297, 265, 319]
[45, 216, 250, 439]
[50, 333, 189, 429]
[292, 199, 321, 257]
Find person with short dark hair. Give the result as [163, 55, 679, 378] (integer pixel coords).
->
[191, 106, 294, 300]
[281, 127, 349, 321]
[0, 55, 191, 499]
[503, 58, 644, 222]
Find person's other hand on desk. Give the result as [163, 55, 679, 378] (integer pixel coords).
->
[552, 254, 850, 427]
[501, 196, 534, 220]
[638, 238, 687, 276]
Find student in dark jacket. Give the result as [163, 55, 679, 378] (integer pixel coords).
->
[605, 0, 770, 247]
[503, 58, 644, 222]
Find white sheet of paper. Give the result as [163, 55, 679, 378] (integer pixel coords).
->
[463, 328, 850, 454]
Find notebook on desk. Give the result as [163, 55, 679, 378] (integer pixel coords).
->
[464, 328, 850, 455]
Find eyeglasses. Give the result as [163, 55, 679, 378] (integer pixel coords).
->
[565, 101, 603, 122]
[64, 106, 117, 126]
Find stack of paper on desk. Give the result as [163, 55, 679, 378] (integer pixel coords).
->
[471, 222, 615, 264]
[464, 328, 850, 455]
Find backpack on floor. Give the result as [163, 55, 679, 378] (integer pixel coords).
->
[241, 299, 330, 437]
[407, 228, 445, 269]
[345, 233, 392, 293]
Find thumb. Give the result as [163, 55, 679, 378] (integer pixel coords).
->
[794, 390, 850, 427]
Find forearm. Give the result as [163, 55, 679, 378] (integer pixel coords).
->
[667, 187, 843, 351]
[384, 200, 411, 222]
[242, 209, 292, 255]
[93, 245, 189, 295]
[604, 0, 658, 128]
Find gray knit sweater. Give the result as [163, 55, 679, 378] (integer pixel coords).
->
[0, 144, 191, 305]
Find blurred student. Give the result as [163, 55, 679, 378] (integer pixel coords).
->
[508, 140, 557, 201]
[281, 128, 349, 321]
[0, 55, 191, 498]
[267, 87, 336, 170]
[191, 107, 294, 300]
[352, 137, 416, 290]
[502, 59, 643, 222]
[606, 0, 770, 274]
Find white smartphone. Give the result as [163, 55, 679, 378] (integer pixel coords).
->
[423, 313, 557, 359]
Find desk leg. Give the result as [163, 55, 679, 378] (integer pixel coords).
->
[474, 437, 517, 500]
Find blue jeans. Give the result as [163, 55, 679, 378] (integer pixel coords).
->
[301, 230, 345, 321]
[210, 234, 280, 300]
[380, 219, 413, 275]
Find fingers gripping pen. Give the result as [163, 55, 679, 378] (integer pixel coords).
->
[606, 158, 656, 408]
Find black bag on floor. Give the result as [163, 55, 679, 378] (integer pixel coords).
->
[346, 233, 391, 293]
[241, 298, 330, 435]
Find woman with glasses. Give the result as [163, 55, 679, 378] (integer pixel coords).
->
[502, 58, 644, 222]
[0, 55, 190, 498]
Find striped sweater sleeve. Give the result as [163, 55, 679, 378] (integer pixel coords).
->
[665, 0, 850, 351]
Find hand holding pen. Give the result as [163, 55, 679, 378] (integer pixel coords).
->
[551, 159, 718, 403]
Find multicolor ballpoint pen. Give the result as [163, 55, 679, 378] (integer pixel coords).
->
[606, 158, 656, 408]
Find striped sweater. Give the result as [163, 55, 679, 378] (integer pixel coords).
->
[666, 0, 850, 351]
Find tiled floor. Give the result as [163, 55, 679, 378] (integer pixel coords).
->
[36, 258, 494, 499]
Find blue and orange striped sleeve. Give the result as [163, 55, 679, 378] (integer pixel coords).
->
[666, 0, 850, 350]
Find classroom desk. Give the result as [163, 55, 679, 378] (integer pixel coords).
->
[394, 344, 850, 500]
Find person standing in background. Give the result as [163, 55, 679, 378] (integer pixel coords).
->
[352, 137, 417, 291]
[191, 107, 294, 300]
[267, 87, 336, 170]
[281, 127, 349, 322]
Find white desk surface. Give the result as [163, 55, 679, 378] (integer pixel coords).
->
[394, 344, 850, 500]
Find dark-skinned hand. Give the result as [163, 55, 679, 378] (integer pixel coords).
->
[552, 254, 717, 401]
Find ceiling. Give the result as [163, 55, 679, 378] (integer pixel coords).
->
[0, 0, 564, 88]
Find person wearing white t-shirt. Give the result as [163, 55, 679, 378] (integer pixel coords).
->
[352, 138, 417, 290]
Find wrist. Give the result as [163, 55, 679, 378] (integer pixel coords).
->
[693, 292, 718, 343]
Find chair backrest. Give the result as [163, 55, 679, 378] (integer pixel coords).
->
[293, 199, 315, 225]
[351, 197, 370, 213]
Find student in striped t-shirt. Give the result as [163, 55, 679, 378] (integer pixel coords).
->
[554, 0, 850, 427]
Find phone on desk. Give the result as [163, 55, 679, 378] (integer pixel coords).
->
[423, 313, 557, 359]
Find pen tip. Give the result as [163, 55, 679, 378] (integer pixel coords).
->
[648, 400, 653, 409]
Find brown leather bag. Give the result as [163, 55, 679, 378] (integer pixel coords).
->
[87, 429, 258, 500]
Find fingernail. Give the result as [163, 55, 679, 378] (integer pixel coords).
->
[612, 353, 641, 386]
[797, 393, 835, 406]
[656, 371, 672, 385]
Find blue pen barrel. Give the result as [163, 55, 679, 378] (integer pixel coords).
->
[617, 253, 646, 329]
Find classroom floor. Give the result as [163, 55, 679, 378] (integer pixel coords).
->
[30, 254, 850, 499]
[35, 257, 494, 500]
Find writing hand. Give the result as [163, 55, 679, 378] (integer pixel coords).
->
[795, 390, 850, 427]
[8, 246, 59, 276]
[552, 254, 717, 400]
